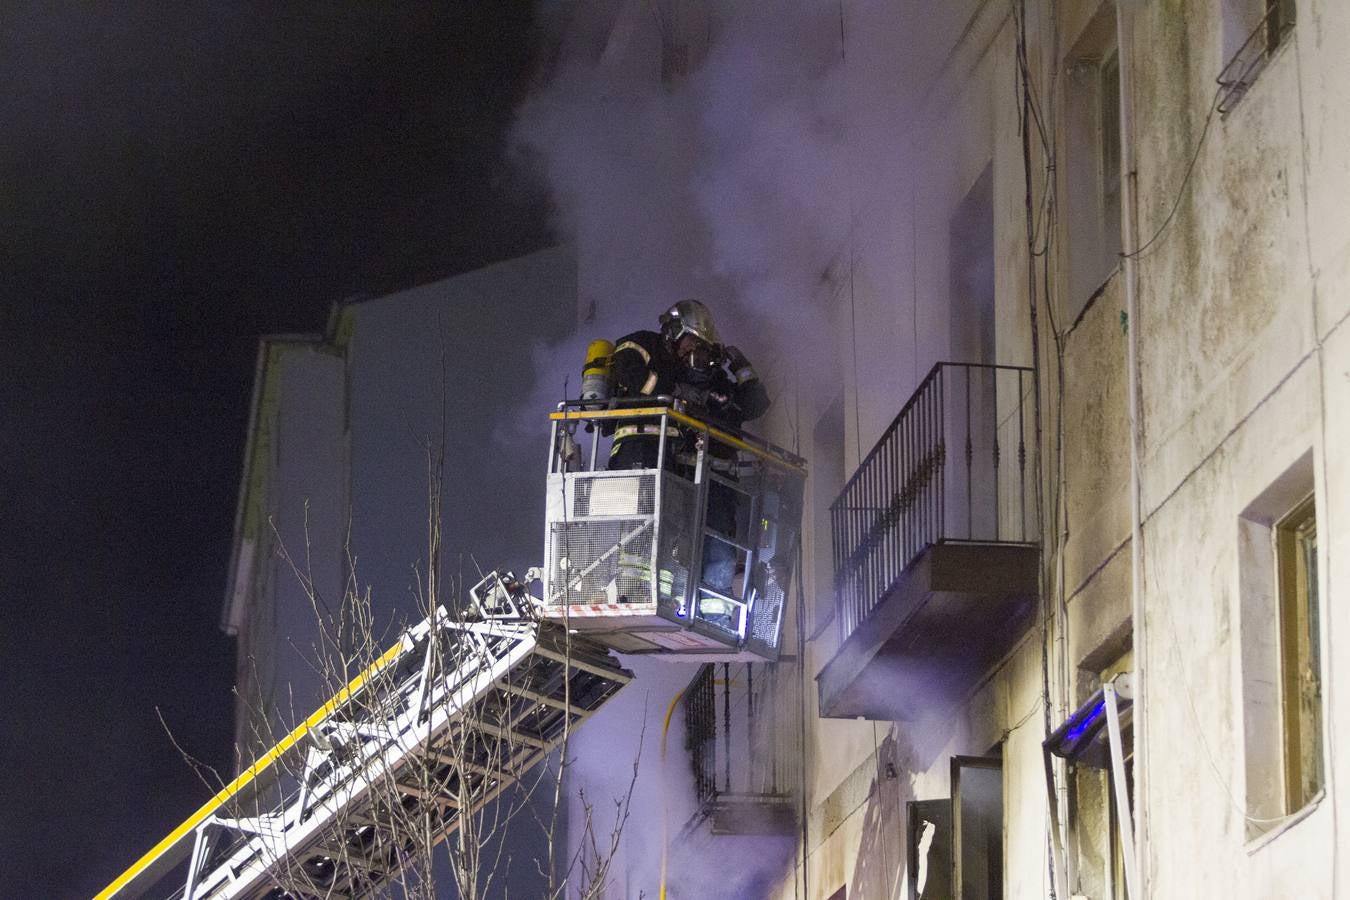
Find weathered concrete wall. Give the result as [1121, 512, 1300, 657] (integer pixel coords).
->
[770, 0, 1350, 897]
[1122, 0, 1347, 896]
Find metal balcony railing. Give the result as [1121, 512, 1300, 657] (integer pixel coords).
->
[684, 660, 799, 834]
[830, 362, 1038, 643]
[1217, 0, 1295, 115]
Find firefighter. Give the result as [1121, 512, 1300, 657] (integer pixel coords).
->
[609, 299, 769, 630]
[608, 298, 769, 469]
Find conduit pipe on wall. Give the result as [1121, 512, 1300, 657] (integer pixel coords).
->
[1115, 2, 1147, 898]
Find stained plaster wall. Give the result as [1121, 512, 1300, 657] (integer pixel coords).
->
[1119, 1, 1349, 897]
[770, 0, 1350, 896]
[1044, 0, 1348, 896]
[771, 5, 1056, 897]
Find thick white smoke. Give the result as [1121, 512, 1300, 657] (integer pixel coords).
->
[508, 2, 926, 894]
[507, 1, 925, 437]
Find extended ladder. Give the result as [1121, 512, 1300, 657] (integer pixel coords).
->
[98, 579, 630, 900]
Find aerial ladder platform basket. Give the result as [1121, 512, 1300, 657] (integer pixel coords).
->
[541, 400, 807, 662]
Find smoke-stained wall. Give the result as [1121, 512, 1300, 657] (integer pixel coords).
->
[511, 2, 1038, 896]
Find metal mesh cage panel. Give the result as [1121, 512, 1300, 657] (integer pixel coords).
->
[655, 473, 696, 614]
[548, 518, 656, 606]
[546, 471, 660, 607]
[749, 580, 785, 647]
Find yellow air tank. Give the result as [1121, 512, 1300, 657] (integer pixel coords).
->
[580, 338, 614, 407]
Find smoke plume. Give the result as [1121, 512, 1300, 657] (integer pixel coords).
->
[508, 1, 925, 436]
[509, 2, 925, 894]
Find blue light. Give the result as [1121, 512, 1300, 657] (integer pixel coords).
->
[1063, 700, 1106, 745]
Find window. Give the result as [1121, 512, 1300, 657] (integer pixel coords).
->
[1218, 0, 1296, 114]
[949, 164, 995, 367]
[952, 755, 1003, 900]
[1063, 4, 1123, 321]
[811, 395, 845, 633]
[1099, 52, 1122, 256]
[1049, 651, 1134, 900]
[1239, 454, 1323, 839]
[1276, 495, 1322, 810]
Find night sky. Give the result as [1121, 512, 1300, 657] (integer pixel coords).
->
[2, 4, 550, 894]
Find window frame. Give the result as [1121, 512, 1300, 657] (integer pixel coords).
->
[907, 798, 953, 900]
[951, 754, 1004, 899]
[1217, 0, 1296, 115]
[1275, 493, 1321, 812]
[1060, 3, 1124, 323]
[1237, 453, 1323, 843]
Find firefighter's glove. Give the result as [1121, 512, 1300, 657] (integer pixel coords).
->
[673, 382, 710, 406]
[722, 345, 756, 383]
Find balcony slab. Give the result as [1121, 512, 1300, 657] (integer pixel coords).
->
[817, 542, 1039, 721]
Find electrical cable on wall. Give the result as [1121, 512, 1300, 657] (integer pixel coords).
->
[1012, 0, 1070, 896]
[1121, 84, 1224, 261]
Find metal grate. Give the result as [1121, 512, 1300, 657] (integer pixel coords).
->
[684, 660, 801, 834]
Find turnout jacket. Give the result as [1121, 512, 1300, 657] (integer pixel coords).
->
[610, 330, 769, 431]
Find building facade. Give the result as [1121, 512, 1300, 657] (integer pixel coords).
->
[551, 1, 1349, 897]
[750, 1, 1349, 898]
[222, 245, 579, 894]
[222, 1, 1350, 896]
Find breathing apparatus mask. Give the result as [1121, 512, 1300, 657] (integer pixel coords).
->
[660, 299, 723, 378]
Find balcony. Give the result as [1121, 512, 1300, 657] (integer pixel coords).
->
[683, 660, 799, 836]
[817, 363, 1040, 721]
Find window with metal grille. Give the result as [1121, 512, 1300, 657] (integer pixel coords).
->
[1218, 0, 1296, 115]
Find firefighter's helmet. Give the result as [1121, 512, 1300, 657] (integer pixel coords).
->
[659, 299, 721, 350]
